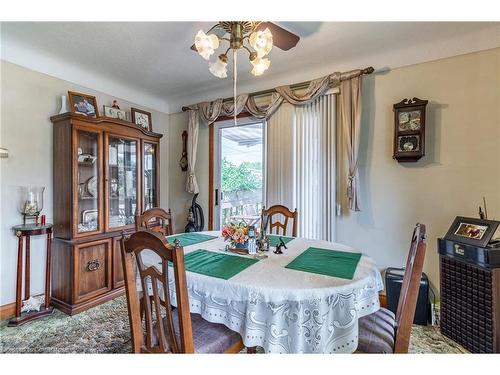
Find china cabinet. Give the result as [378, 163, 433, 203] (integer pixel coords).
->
[50, 113, 162, 315]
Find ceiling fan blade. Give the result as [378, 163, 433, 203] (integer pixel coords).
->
[256, 22, 300, 51]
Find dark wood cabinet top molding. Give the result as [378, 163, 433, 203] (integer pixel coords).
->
[50, 112, 163, 139]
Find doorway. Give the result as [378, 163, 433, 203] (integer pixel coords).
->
[213, 120, 265, 230]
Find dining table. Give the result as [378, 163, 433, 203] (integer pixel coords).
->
[140, 231, 383, 354]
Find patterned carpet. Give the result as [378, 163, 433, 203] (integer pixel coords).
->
[0, 296, 468, 354]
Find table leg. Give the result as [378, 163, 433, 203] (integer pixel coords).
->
[15, 233, 23, 318]
[45, 232, 52, 308]
[25, 235, 31, 300]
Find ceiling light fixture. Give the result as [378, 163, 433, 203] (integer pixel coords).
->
[209, 54, 228, 78]
[191, 22, 302, 125]
[249, 28, 273, 58]
[194, 22, 273, 79]
[250, 53, 271, 77]
[194, 30, 220, 60]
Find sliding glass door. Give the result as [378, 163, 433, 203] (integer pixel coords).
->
[213, 120, 265, 230]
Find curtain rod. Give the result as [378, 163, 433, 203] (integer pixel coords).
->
[181, 66, 374, 112]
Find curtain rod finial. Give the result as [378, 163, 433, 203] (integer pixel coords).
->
[363, 67, 374, 75]
[182, 106, 189, 112]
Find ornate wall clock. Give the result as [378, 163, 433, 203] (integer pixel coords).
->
[393, 97, 428, 162]
[179, 130, 188, 171]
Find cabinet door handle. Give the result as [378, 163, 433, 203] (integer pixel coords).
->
[86, 259, 101, 272]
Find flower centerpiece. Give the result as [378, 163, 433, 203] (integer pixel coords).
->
[222, 222, 249, 249]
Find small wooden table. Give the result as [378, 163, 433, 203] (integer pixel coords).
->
[9, 224, 54, 326]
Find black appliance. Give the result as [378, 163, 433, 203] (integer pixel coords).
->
[438, 237, 500, 353]
[185, 193, 204, 232]
[438, 238, 500, 267]
[385, 267, 431, 325]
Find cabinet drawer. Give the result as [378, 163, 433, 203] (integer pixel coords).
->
[74, 239, 112, 303]
[112, 237, 125, 289]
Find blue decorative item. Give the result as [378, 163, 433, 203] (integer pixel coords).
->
[234, 241, 249, 249]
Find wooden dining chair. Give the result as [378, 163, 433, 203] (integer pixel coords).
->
[261, 205, 298, 237]
[135, 207, 174, 236]
[121, 230, 244, 353]
[357, 223, 427, 354]
[135, 208, 175, 314]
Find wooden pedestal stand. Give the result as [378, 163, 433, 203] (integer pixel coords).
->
[9, 224, 54, 326]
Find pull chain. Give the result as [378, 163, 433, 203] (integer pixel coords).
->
[233, 48, 237, 126]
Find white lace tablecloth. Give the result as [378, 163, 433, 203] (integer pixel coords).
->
[140, 231, 383, 354]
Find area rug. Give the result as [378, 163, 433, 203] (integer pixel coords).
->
[0, 296, 468, 354]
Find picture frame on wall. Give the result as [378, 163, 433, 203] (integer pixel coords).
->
[131, 108, 152, 131]
[445, 216, 500, 248]
[103, 105, 128, 121]
[68, 91, 99, 118]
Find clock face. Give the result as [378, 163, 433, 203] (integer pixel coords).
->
[179, 156, 188, 170]
[398, 110, 421, 131]
[398, 135, 420, 152]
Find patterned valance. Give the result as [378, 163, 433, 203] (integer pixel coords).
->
[184, 68, 370, 211]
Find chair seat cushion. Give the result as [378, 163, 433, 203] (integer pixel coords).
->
[155, 310, 242, 353]
[357, 307, 396, 353]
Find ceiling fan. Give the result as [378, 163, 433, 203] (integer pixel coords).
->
[190, 21, 300, 78]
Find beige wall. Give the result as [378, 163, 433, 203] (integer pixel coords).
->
[336, 48, 500, 291]
[167, 48, 500, 292]
[0, 61, 170, 305]
[168, 111, 209, 233]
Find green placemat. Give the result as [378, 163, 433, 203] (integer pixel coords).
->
[180, 249, 259, 280]
[166, 233, 218, 247]
[268, 234, 295, 247]
[285, 247, 362, 280]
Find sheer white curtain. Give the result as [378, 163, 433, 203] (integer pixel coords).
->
[266, 102, 295, 210]
[266, 93, 337, 241]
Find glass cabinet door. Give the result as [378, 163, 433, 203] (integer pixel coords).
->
[108, 137, 138, 229]
[143, 142, 157, 210]
[76, 130, 100, 234]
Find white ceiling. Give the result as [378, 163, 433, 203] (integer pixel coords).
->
[2, 22, 499, 113]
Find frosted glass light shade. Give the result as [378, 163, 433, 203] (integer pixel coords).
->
[194, 30, 219, 60]
[209, 55, 228, 78]
[250, 57, 270, 76]
[249, 28, 273, 58]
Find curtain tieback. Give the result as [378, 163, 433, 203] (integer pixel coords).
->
[347, 174, 355, 198]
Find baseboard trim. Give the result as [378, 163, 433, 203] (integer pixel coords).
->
[0, 302, 16, 320]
